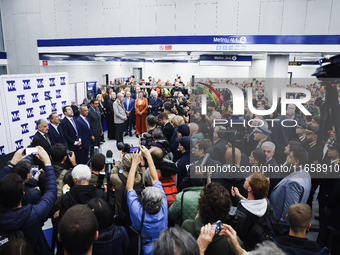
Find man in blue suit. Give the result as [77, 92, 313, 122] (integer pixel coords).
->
[76, 105, 92, 164]
[123, 91, 135, 136]
[48, 112, 67, 147]
[60, 105, 82, 163]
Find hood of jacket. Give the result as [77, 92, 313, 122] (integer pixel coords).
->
[240, 198, 268, 217]
[68, 185, 98, 204]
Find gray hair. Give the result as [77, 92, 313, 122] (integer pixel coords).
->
[154, 227, 199, 255]
[250, 241, 285, 255]
[261, 141, 275, 151]
[117, 93, 123, 98]
[151, 90, 158, 96]
[141, 186, 163, 214]
[36, 119, 48, 128]
[72, 164, 91, 184]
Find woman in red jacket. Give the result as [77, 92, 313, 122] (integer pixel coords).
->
[135, 92, 148, 136]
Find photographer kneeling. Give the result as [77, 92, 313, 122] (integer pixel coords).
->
[126, 146, 168, 255]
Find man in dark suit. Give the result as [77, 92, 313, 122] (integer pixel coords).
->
[88, 99, 103, 156]
[123, 91, 135, 136]
[76, 105, 92, 164]
[158, 112, 174, 142]
[261, 141, 278, 167]
[60, 105, 82, 162]
[48, 112, 67, 147]
[31, 119, 52, 155]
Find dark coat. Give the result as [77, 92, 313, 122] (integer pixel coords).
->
[162, 122, 174, 142]
[76, 116, 91, 148]
[0, 165, 57, 255]
[148, 97, 162, 116]
[92, 225, 129, 255]
[31, 131, 52, 155]
[88, 107, 103, 137]
[60, 185, 106, 218]
[48, 124, 67, 147]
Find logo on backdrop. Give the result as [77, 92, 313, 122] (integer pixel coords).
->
[40, 105, 46, 115]
[17, 95, 26, 106]
[29, 135, 34, 143]
[61, 101, 66, 107]
[49, 78, 56, 87]
[60, 77, 66, 86]
[23, 79, 31, 90]
[21, 123, 29, 134]
[32, 93, 39, 103]
[26, 108, 34, 118]
[37, 78, 44, 88]
[51, 103, 57, 112]
[0, 146, 5, 156]
[7, 80, 16, 92]
[11, 111, 20, 122]
[56, 89, 61, 98]
[44, 91, 51, 100]
[15, 139, 23, 150]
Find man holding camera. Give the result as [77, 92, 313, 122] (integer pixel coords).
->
[0, 146, 57, 255]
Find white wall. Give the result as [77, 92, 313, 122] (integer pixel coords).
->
[2, 0, 340, 75]
[41, 61, 252, 84]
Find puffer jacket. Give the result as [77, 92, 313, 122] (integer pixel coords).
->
[0, 165, 57, 255]
[168, 186, 203, 225]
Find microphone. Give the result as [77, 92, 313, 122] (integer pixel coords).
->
[200, 153, 211, 167]
[105, 150, 113, 175]
[44, 93, 52, 99]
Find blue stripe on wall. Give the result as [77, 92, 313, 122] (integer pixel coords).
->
[0, 52, 7, 59]
[37, 35, 340, 47]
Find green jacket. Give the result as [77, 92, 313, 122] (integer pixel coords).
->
[169, 186, 203, 225]
[191, 132, 204, 147]
[182, 216, 243, 255]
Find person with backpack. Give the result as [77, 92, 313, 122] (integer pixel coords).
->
[0, 146, 57, 255]
[230, 172, 274, 251]
[59, 164, 106, 219]
[110, 151, 145, 221]
[126, 146, 168, 255]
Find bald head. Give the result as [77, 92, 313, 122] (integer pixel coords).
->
[225, 147, 241, 165]
[189, 123, 199, 136]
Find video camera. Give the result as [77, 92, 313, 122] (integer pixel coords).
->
[140, 133, 153, 149]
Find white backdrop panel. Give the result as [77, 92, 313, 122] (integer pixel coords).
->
[0, 73, 71, 154]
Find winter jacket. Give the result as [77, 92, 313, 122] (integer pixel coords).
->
[168, 186, 203, 225]
[230, 198, 273, 251]
[0, 165, 57, 255]
[182, 216, 243, 255]
[60, 185, 106, 218]
[190, 132, 204, 147]
[93, 224, 130, 255]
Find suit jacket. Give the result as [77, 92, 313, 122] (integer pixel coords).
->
[123, 97, 135, 114]
[148, 97, 163, 116]
[76, 116, 92, 148]
[48, 124, 67, 147]
[113, 100, 126, 124]
[269, 169, 311, 225]
[31, 131, 52, 155]
[88, 107, 102, 136]
[60, 117, 80, 149]
[162, 122, 174, 142]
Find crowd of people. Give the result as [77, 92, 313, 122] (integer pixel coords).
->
[0, 76, 338, 254]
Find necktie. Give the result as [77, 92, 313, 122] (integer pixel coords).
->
[44, 133, 51, 146]
[84, 117, 90, 129]
[70, 118, 79, 138]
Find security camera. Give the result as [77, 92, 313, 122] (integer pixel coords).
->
[187, 51, 191, 56]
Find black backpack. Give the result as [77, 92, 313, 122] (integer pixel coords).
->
[237, 200, 275, 251]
